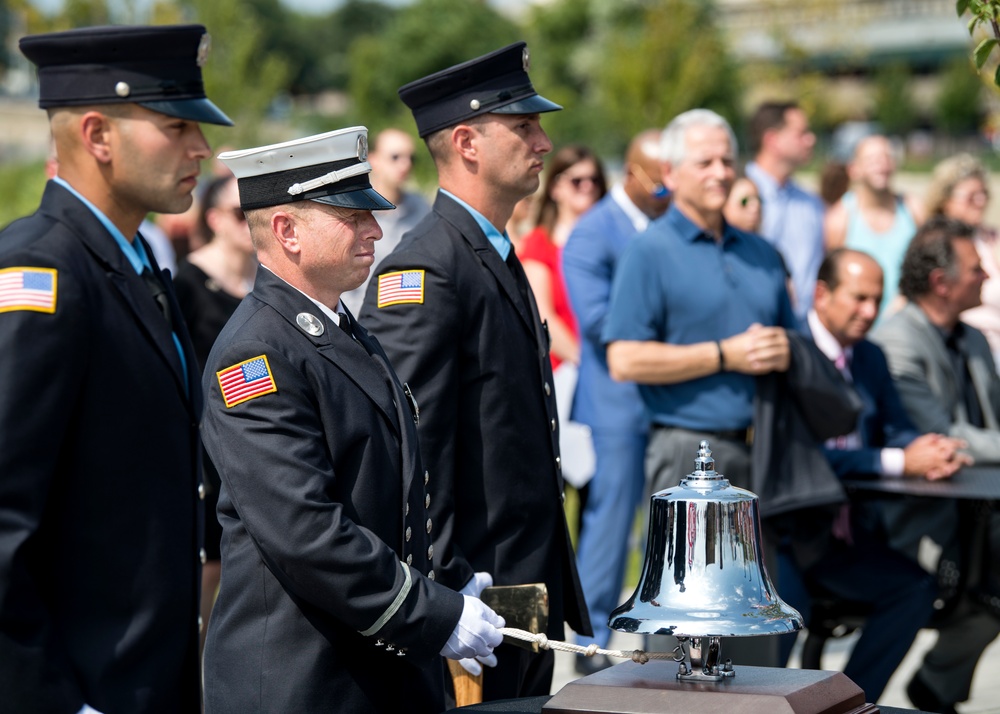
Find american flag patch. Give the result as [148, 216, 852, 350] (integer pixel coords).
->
[377, 270, 425, 307]
[0, 267, 57, 314]
[217, 355, 277, 408]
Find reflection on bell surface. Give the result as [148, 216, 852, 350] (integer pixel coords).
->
[609, 441, 802, 681]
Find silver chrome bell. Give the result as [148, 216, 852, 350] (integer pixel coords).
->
[609, 441, 802, 681]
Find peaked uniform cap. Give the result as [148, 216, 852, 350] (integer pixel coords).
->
[398, 41, 561, 138]
[219, 126, 394, 211]
[19, 24, 232, 126]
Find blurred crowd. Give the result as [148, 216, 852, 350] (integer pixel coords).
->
[5, 24, 1000, 714]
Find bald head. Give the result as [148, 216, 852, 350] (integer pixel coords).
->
[626, 129, 661, 166]
[815, 248, 884, 347]
[624, 128, 671, 219]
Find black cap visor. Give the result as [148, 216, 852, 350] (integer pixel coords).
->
[310, 187, 395, 211]
[139, 97, 233, 126]
[490, 94, 562, 115]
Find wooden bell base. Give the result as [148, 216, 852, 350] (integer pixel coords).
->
[543, 660, 878, 714]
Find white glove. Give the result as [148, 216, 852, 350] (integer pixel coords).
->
[440, 595, 505, 661]
[457, 650, 499, 676]
[460, 571, 493, 599]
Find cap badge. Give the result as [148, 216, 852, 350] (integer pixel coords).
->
[357, 134, 368, 162]
[197, 33, 212, 67]
[114, 81, 131, 98]
[522, 47, 530, 71]
[469, 99, 481, 111]
[296, 312, 325, 336]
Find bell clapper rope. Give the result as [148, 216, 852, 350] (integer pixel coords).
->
[498, 627, 677, 664]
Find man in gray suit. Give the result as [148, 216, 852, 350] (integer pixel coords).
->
[871, 216, 1000, 714]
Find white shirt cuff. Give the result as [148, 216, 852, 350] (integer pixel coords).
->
[880, 448, 905, 478]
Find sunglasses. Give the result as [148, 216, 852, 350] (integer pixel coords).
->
[390, 153, 415, 163]
[738, 195, 762, 208]
[227, 206, 246, 222]
[566, 175, 601, 189]
[952, 190, 989, 206]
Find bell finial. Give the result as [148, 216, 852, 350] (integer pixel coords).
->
[694, 440, 714, 474]
[684, 440, 723, 485]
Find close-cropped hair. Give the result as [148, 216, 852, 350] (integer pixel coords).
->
[747, 100, 799, 156]
[898, 216, 975, 300]
[659, 109, 738, 166]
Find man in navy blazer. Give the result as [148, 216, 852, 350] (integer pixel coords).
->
[562, 129, 670, 673]
[810, 249, 968, 482]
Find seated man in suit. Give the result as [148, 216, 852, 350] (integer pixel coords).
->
[770, 247, 968, 702]
[811, 248, 969, 483]
[871, 218, 1000, 713]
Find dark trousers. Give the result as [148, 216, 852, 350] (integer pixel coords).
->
[482, 644, 554, 701]
[776, 534, 936, 702]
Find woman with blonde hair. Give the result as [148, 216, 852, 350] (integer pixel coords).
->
[927, 153, 1000, 363]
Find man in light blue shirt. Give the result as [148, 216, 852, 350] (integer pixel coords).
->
[746, 101, 825, 322]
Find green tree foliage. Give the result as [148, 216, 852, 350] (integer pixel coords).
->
[60, 0, 111, 27]
[292, 0, 392, 95]
[958, 0, 1000, 85]
[520, 0, 605, 155]
[588, 0, 742, 156]
[175, 0, 293, 148]
[0, 159, 46, 229]
[873, 62, 918, 137]
[347, 0, 520, 133]
[935, 57, 985, 135]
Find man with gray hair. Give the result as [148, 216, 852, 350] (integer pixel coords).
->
[604, 109, 795, 494]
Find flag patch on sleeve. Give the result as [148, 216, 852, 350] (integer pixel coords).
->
[0, 267, 57, 314]
[217, 355, 277, 408]
[377, 270, 425, 307]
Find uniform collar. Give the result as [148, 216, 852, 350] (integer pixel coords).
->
[258, 264, 348, 328]
[52, 176, 151, 275]
[440, 188, 511, 260]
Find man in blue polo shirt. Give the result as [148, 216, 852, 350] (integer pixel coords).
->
[605, 108, 796, 495]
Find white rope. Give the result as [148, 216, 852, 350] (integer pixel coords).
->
[499, 627, 681, 664]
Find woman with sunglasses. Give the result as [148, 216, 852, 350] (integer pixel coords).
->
[172, 173, 257, 657]
[519, 145, 607, 369]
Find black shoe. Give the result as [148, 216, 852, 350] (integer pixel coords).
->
[906, 671, 958, 714]
[574, 653, 613, 676]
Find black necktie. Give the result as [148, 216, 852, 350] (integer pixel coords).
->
[505, 249, 533, 309]
[141, 267, 171, 325]
[337, 312, 353, 338]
